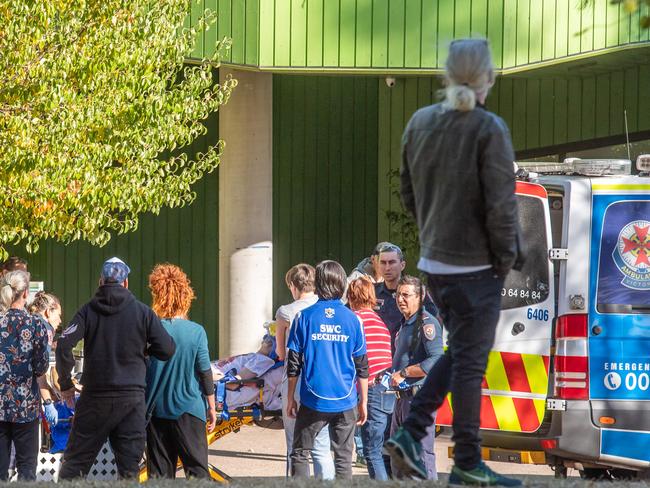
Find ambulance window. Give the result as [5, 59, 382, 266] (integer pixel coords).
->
[597, 201, 650, 314]
[501, 195, 550, 310]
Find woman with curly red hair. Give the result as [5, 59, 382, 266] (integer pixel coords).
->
[145, 264, 216, 479]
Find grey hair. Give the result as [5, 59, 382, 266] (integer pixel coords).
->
[0, 270, 30, 312]
[443, 38, 495, 112]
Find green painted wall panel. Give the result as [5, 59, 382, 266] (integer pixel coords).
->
[404, 0, 422, 68]
[306, 0, 324, 66]
[323, 1, 340, 66]
[273, 75, 379, 310]
[355, 0, 373, 66]
[387, 0, 406, 68]
[291, 0, 308, 66]
[245, 0, 259, 65]
[340, 1, 357, 67]
[274, 0, 291, 65]
[19, 116, 220, 356]
[454, 0, 471, 39]
[202, 0, 650, 72]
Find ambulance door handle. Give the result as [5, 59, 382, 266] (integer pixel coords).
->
[511, 322, 525, 336]
[592, 325, 602, 336]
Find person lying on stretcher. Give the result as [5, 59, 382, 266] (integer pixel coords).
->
[210, 333, 283, 411]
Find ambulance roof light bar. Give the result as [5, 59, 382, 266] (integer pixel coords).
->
[637, 154, 650, 173]
[515, 158, 631, 177]
[566, 158, 631, 176]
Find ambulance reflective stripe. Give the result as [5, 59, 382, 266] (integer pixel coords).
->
[437, 351, 550, 433]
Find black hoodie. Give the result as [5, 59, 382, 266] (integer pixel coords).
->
[56, 283, 176, 395]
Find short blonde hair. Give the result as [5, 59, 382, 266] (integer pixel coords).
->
[149, 264, 195, 319]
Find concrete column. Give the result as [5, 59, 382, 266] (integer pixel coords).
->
[218, 68, 273, 357]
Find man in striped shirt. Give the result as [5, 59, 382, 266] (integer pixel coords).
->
[347, 278, 394, 480]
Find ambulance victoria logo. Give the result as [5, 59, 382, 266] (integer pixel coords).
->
[604, 372, 622, 391]
[613, 220, 650, 290]
[324, 308, 335, 319]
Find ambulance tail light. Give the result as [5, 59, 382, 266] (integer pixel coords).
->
[554, 314, 589, 400]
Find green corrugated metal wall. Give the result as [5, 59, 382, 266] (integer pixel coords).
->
[274, 65, 650, 298]
[18, 114, 221, 356]
[272, 75, 379, 309]
[204, 0, 650, 71]
[378, 66, 650, 240]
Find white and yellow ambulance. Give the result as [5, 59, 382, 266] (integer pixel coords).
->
[437, 156, 650, 480]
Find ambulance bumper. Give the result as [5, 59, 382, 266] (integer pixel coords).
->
[543, 400, 601, 463]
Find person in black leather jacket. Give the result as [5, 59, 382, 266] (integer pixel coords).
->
[384, 39, 522, 487]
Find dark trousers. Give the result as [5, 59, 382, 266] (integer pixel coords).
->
[59, 392, 146, 480]
[392, 397, 437, 479]
[402, 269, 503, 471]
[291, 405, 356, 480]
[0, 420, 38, 481]
[146, 413, 210, 479]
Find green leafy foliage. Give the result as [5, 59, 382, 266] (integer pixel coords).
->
[0, 0, 237, 259]
[384, 168, 420, 266]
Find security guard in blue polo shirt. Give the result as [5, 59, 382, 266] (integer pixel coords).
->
[388, 276, 443, 480]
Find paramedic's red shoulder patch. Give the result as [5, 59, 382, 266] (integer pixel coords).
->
[423, 324, 435, 340]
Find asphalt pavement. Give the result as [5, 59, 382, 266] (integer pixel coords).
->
[209, 423, 580, 482]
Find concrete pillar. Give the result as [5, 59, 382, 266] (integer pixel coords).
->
[218, 68, 273, 357]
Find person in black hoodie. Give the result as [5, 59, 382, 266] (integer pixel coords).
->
[55, 257, 176, 480]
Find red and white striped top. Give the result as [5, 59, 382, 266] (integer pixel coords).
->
[355, 308, 393, 378]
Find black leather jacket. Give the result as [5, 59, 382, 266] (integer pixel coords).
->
[400, 102, 519, 276]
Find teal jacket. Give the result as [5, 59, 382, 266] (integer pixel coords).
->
[145, 318, 211, 421]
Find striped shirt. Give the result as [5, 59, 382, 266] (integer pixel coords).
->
[355, 308, 393, 378]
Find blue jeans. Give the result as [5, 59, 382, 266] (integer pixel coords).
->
[360, 383, 395, 480]
[403, 269, 504, 471]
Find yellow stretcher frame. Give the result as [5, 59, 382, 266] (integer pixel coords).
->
[139, 377, 280, 483]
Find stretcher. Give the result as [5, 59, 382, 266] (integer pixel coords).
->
[138, 376, 283, 483]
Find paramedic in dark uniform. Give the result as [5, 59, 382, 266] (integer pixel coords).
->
[389, 276, 442, 480]
[55, 257, 176, 479]
[374, 243, 437, 350]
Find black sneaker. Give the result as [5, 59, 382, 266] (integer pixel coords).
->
[382, 427, 427, 480]
[449, 461, 522, 486]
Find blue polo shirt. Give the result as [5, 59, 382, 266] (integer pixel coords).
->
[287, 299, 366, 413]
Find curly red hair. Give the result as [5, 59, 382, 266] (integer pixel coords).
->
[149, 263, 195, 319]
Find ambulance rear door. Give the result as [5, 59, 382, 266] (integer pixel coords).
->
[590, 182, 650, 467]
[437, 181, 555, 434]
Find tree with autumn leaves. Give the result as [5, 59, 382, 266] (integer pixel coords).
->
[0, 0, 236, 258]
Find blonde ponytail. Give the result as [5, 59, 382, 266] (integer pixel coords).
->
[443, 38, 495, 112]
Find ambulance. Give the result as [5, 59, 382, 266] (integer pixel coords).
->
[437, 156, 650, 480]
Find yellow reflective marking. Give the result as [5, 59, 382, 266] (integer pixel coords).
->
[485, 351, 510, 391]
[447, 393, 453, 412]
[533, 399, 546, 423]
[490, 395, 521, 431]
[593, 184, 650, 191]
[521, 354, 548, 395]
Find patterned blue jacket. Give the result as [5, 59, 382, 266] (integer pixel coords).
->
[0, 308, 49, 423]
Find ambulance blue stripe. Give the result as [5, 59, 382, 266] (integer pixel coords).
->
[600, 429, 650, 462]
